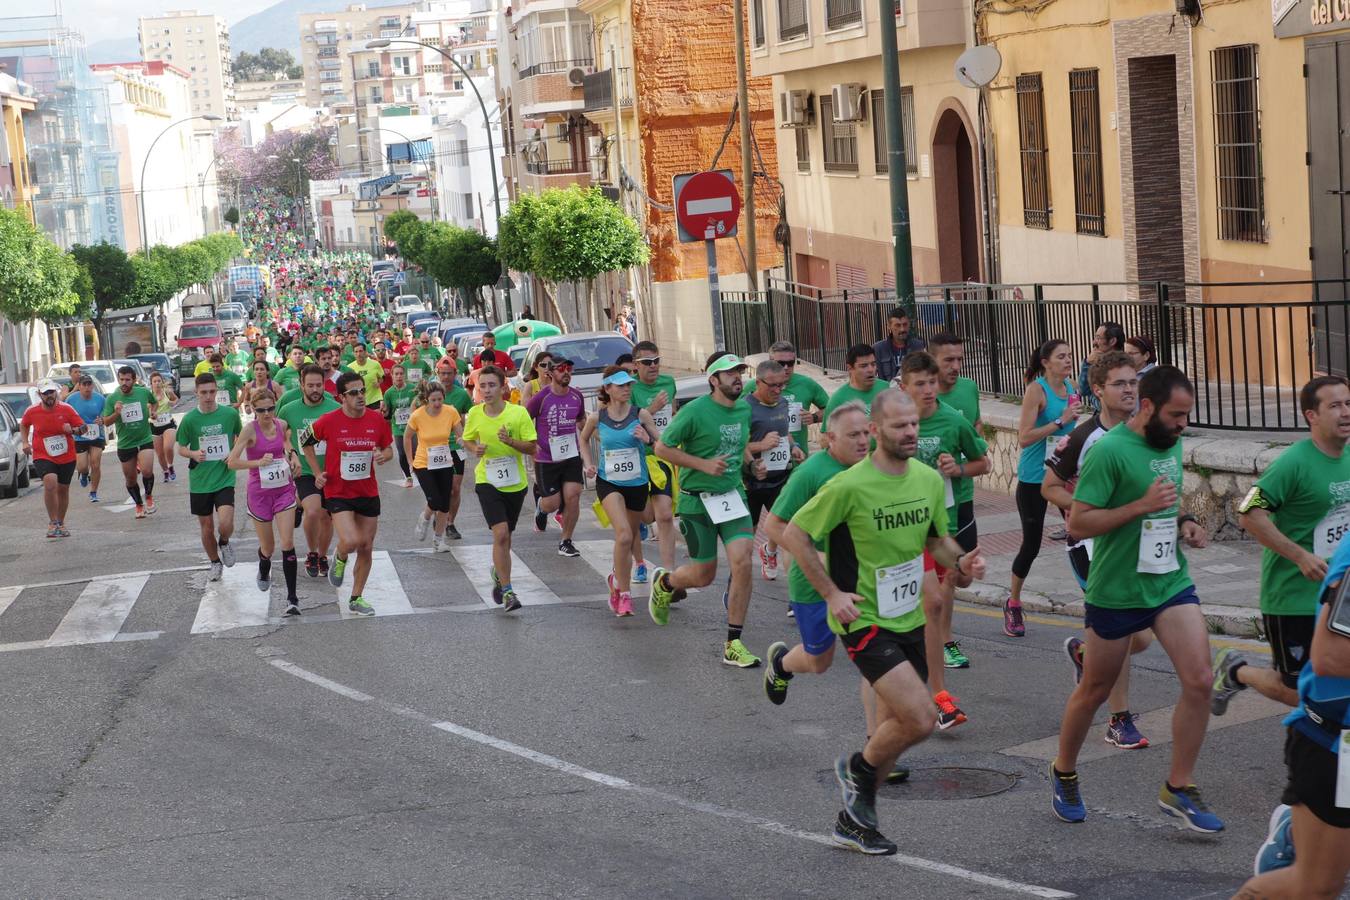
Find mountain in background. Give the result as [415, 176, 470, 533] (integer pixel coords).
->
[230, 0, 411, 57]
[86, 36, 140, 65]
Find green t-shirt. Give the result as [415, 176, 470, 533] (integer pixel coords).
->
[1073, 424, 1191, 610]
[340, 346, 357, 366]
[771, 451, 849, 605]
[421, 345, 445, 361]
[915, 403, 987, 530]
[211, 371, 246, 404]
[102, 385, 156, 448]
[224, 351, 251, 376]
[824, 380, 888, 420]
[382, 384, 418, 437]
[660, 394, 752, 515]
[791, 455, 947, 635]
[939, 376, 982, 506]
[176, 405, 242, 494]
[1240, 438, 1350, 616]
[274, 364, 303, 392]
[452, 357, 470, 376]
[346, 357, 385, 403]
[445, 385, 472, 418]
[277, 387, 305, 412]
[399, 359, 433, 386]
[630, 373, 679, 434]
[277, 395, 340, 476]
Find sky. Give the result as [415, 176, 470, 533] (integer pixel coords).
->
[35, 0, 278, 45]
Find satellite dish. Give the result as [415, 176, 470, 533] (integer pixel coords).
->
[954, 45, 1002, 89]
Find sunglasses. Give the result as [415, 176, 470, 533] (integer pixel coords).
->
[253, 405, 275, 413]
[773, 358, 797, 367]
[636, 357, 660, 366]
[341, 389, 364, 398]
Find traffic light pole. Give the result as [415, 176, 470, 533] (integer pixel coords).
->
[879, 0, 916, 314]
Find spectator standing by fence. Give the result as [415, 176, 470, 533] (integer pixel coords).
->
[1078, 322, 1126, 409]
[872, 307, 927, 383]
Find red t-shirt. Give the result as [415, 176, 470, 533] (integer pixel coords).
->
[378, 357, 395, 391]
[473, 349, 515, 372]
[21, 401, 85, 464]
[310, 408, 392, 499]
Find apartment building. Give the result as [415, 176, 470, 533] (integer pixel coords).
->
[234, 79, 305, 113]
[298, 4, 415, 109]
[0, 72, 37, 222]
[138, 10, 236, 125]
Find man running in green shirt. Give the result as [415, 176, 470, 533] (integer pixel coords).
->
[278, 365, 339, 578]
[900, 351, 988, 728]
[630, 339, 679, 575]
[275, 346, 308, 393]
[1050, 366, 1222, 833]
[382, 364, 418, 487]
[779, 388, 986, 855]
[825, 343, 887, 421]
[176, 372, 243, 582]
[223, 339, 252, 378]
[1214, 375, 1350, 712]
[207, 355, 247, 408]
[399, 347, 433, 387]
[651, 352, 765, 668]
[101, 365, 159, 517]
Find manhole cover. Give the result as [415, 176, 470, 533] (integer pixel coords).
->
[817, 766, 1019, 801]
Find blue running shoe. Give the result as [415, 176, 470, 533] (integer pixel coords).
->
[632, 563, 648, 584]
[1254, 804, 1294, 875]
[1105, 711, 1150, 749]
[1051, 764, 1086, 823]
[1159, 783, 1225, 833]
[639, 523, 649, 542]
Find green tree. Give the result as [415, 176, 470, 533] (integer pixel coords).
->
[424, 226, 500, 318]
[70, 241, 138, 334]
[383, 209, 420, 245]
[395, 219, 433, 268]
[0, 207, 78, 377]
[224, 207, 239, 227]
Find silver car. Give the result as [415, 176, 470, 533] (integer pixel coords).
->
[0, 403, 31, 498]
[520, 332, 635, 406]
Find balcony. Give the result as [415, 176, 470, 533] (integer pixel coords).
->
[515, 59, 590, 118]
[318, 46, 338, 58]
[518, 158, 591, 194]
[314, 19, 338, 32]
[517, 57, 592, 80]
[582, 68, 632, 114]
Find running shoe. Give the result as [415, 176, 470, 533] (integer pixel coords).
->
[1254, 804, 1294, 875]
[328, 554, 346, 587]
[163, 473, 171, 485]
[632, 563, 648, 584]
[414, 513, 431, 542]
[403, 477, 413, 488]
[135, 504, 146, 519]
[1051, 764, 1086, 823]
[501, 589, 522, 612]
[305, 552, 320, 578]
[433, 534, 451, 553]
[46, 524, 59, 539]
[648, 568, 673, 625]
[943, 641, 970, 669]
[787, 606, 795, 619]
[1210, 647, 1247, 716]
[1158, 783, 1224, 833]
[834, 754, 879, 830]
[89, 491, 99, 503]
[284, 603, 301, 617]
[616, 592, 634, 617]
[317, 555, 329, 578]
[1064, 636, 1085, 685]
[534, 509, 548, 532]
[55, 523, 70, 538]
[1002, 597, 1025, 637]
[832, 812, 897, 856]
[219, 541, 236, 568]
[145, 496, 157, 515]
[169, 468, 177, 482]
[558, 539, 580, 558]
[208, 560, 224, 582]
[445, 524, 462, 540]
[934, 690, 967, 730]
[885, 763, 911, 785]
[79, 471, 89, 488]
[257, 573, 271, 592]
[490, 567, 504, 605]
[1104, 711, 1150, 749]
[759, 543, 779, 580]
[553, 512, 563, 528]
[349, 596, 376, 617]
[639, 523, 649, 542]
[723, 639, 761, 668]
[607, 573, 622, 615]
[764, 641, 790, 705]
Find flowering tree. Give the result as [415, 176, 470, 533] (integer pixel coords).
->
[215, 126, 338, 203]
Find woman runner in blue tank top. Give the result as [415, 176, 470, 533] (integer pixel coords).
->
[580, 366, 661, 618]
[1006, 339, 1083, 637]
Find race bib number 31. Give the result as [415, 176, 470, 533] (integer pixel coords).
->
[485, 455, 520, 487]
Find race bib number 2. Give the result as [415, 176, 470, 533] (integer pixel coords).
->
[701, 489, 748, 524]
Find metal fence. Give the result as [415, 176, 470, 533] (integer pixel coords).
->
[721, 277, 1350, 432]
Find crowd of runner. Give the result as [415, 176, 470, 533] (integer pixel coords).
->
[13, 196, 1350, 895]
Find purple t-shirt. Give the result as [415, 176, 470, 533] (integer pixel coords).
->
[526, 387, 585, 463]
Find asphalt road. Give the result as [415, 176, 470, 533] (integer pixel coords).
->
[0, 422, 1310, 899]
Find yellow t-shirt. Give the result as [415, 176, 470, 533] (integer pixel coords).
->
[406, 405, 462, 470]
[462, 402, 535, 491]
[193, 359, 213, 376]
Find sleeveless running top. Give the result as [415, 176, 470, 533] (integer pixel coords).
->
[247, 419, 291, 494]
[596, 405, 648, 487]
[1017, 376, 1076, 485]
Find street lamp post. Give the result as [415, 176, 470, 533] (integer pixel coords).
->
[139, 114, 222, 254]
[366, 38, 511, 319]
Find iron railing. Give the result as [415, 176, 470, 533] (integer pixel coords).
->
[720, 277, 1350, 432]
[517, 58, 594, 80]
[523, 157, 588, 175]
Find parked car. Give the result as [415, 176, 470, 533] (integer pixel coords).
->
[393, 294, 426, 318]
[520, 332, 635, 403]
[229, 292, 259, 317]
[370, 259, 398, 277]
[405, 310, 439, 330]
[128, 353, 175, 382]
[0, 383, 39, 421]
[112, 358, 150, 384]
[176, 319, 223, 352]
[0, 402, 31, 498]
[439, 321, 487, 351]
[674, 374, 707, 410]
[217, 307, 246, 337]
[47, 361, 118, 394]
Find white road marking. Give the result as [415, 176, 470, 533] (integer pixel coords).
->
[335, 550, 414, 619]
[102, 497, 138, 513]
[998, 691, 1289, 764]
[192, 560, 273, 633]
[447, 544, 563, 607]
[269, 658, 1074, 899]
[0, 585, 22, 623]
[0, 564, 205, 594]
[46, 575, 149, 646]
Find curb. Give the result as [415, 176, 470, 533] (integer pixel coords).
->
[954, 583, 1265, 639]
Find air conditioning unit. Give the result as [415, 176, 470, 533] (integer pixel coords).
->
[587, 135, 605, 158]
[566, 65, 593, 86]
[830, 83, 866, 122]
[779, 89, 811, 126]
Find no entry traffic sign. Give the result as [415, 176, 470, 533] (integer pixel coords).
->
[673, 170, 741, 243]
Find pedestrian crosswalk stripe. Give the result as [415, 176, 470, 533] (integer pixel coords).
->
[192, 561, 272, 634]
[47, 575, 149, 647]
[335, 550, 414, 617]
[448, 544, 564, 607]
[572, 539, 614, 582]
[0, 585, 21, 621]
